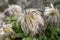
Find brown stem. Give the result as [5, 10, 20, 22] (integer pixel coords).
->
[9, 36, 14, 40]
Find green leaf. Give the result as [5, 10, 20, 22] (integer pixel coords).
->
[14, 32, 24, 38]
[22, 37, 37, 40]
[11, 16, 17, 21]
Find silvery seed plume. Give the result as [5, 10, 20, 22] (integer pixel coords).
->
[17, 8, 44, 36]
[4, 5, 22, 17]
[44, 3, 60, 26]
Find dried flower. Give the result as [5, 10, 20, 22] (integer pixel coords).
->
[4, 5, 22, 17]
[44, 3, 60, 26]
[17, 8, 44, 36]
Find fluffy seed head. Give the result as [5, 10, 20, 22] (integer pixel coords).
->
[44, 3, 60, 26]
[17, 8, 44, 36]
